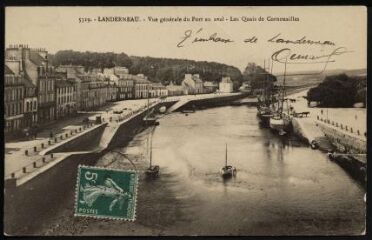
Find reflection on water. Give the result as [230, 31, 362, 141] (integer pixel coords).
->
[98, 105, 365, 235]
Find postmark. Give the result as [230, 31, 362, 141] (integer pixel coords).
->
[74, 165, 138, 221]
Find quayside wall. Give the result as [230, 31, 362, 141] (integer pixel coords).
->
[179, 93, 248, 111]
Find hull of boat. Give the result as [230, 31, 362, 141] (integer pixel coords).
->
[269, 117, 290, 135]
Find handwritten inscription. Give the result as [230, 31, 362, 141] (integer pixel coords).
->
[268, 33, 336, 46]
[177, 28, 234, 48]
[177, 28, 351, 73]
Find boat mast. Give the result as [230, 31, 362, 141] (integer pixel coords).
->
[270, 59, 274, 107]
[149, 131, 153, 167]
[225, 143, 228, 167]
[280, 59, 287, 115]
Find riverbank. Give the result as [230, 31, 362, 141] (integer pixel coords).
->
[287, 89, 366, 187]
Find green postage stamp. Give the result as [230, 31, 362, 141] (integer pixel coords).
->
[74, 165, 138, 221]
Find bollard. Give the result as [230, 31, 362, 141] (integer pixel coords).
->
[55, 137, 58, 142]
[23, 167, 27, 173]
[33, 162, 37, 168]
[71, 131, 73, 135]
[75, 129, 78, 133]
[11, 173, 15, 178]
[79, 127, 81, 131]
[25, 150, 28, 155]
[34, 146, 37, 152]
[51, 153, 54, 158]
[66, 133, 68, 138]
[48, 140, 51, 145]
[41, 143, 44, 148]
[42, 157, 46, 163]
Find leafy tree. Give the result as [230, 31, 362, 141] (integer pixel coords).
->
[307, 74, 366, 107]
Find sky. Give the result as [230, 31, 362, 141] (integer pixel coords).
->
[5, 6, 367, 74]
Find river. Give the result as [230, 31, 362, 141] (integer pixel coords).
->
[90, 104, 366, 235]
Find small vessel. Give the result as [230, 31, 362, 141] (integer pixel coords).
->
[269, 113, 287, 135]
[143, 93, 159, 126]
[181, 104, 196, 113]
[145, 130, 159, 178]
[220, 144, 236, 178]
[269, 60, 292, 135]
[256, 60, 275, 127]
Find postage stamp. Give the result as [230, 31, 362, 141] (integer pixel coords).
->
[74, 165, 138, 221]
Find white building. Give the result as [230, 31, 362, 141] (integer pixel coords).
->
[219, 77, 234, 93]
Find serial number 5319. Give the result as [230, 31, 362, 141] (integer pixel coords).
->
[79, 17, 92, 23]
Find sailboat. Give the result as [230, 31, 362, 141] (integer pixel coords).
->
[269, 60, 291, 135]
[219, 144, 236, 178]
[257, 60, 275, 127]
[145, 129, 159, 178]
[143, 88, 159, 126]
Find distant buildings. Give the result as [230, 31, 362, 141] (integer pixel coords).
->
[166, 82, 184, 96]
[4, 44, 238, 137]
[55, 79, 77, 119]
[203, 81, 219, 93]
[219, 77, 234, 93]
[182, 74, 204, 94]
[133, 74, 151, 99]
[149, 83, 168, 98]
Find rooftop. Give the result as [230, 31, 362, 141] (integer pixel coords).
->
[5, 65, 15, 75]
[29, 51, 47, 66]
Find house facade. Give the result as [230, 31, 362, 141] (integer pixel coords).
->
[219, 76, 234, 93]
[181, 74, 204, 95]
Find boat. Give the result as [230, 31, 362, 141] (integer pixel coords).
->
[145, 129, 159, 178]
[143, 92, 159, 126]
[269, 60, 292, 135]
[256, 60, 276, 127]
[181, 104, 196, 113]
[219, 144, 236, 178]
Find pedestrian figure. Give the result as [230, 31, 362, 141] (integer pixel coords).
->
[50, 131, 53, 139]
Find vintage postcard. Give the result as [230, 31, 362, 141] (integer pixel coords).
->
[4, 6, 367, 236]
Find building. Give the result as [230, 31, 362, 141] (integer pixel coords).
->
[103, 66, 128, 82]
[6, 45, 56, 124]
[166, 81, 184, 96]
[149, 83, 168, 98]
[203, 81, 219, 93]
[117, 78, 135, 100]
[77, 74, 109, 111]
[106, 80, 118, 102]
[219, 76, 234, 93]
[4, 65, 25, 134]
[182, 74, 204, 95]
[55, 65, 85, 110]
[55, 79, 77, 119]
[133, 74, 151, 99]
[23, 77, 38, 128]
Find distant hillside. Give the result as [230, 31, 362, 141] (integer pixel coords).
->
[49, 50, 243, 89]
[128, 56, 243, 88]
[275, 68, 367, 88]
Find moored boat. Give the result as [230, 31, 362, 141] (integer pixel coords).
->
[219, 144, 237, 178]
[145, 128, 159, 178]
